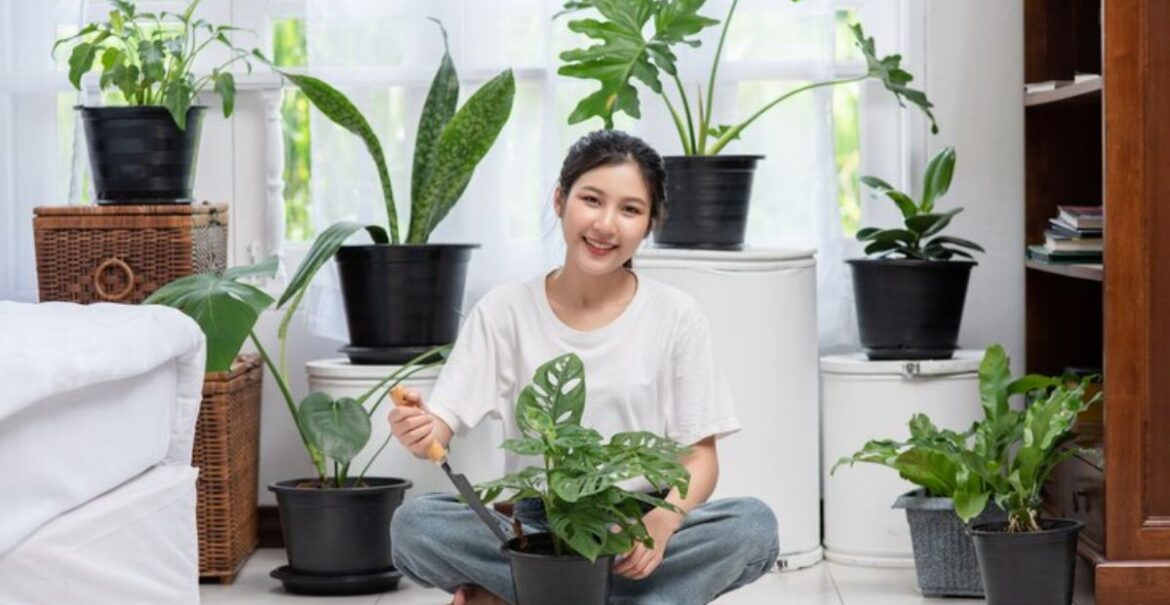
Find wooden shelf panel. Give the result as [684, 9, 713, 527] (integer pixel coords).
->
[1026, 78, 1102, 106]
[1025, 259, 1104, 281]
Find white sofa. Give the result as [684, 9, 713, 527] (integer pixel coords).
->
[0, 302, 206, 605]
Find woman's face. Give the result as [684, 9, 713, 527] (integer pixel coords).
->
[557, 162, 652, 276]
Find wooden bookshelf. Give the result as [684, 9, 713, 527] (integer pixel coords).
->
[1027, 1, 1170, 603]
[1024, 260, 1103, 282]
[1025, 77, 1103, 106]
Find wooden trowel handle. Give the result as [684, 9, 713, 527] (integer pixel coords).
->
[390, 385, 448, 463]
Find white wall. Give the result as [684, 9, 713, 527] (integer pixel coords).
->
[927, 1, 1025, 373]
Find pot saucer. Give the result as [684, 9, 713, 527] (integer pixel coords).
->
[270, 565, 403, 596]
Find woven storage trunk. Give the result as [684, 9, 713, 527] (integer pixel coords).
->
[895, 489, 1008, 597]
[33, 203, 227, 304]
[195, 354, 263, 583]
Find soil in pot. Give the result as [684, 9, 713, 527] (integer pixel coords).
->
[969, 518, 1083, 605]
[505, 533, 613, 605]
[79, 105, 205, 204]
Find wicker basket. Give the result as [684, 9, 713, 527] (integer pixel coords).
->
[33, 203, 227, 304]
[195, 354, 263, 583]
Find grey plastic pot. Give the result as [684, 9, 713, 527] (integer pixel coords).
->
[894, 489, 1007, 597]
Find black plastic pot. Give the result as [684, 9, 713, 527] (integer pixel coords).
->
[653, 155, 763, 250]
[505, 533, 613, 605]
[268, 477, 411, 576]
[335, 244, 478, 364]
[847, 258, 976, 360]
[969, 519, 1083, 605]
[78, 105, 205, 204]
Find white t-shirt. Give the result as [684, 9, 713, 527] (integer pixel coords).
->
[427, 271, 741, 483]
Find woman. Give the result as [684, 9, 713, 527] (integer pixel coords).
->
[389, 130, 779, 605]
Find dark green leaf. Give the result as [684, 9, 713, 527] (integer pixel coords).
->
[921, 147, 956, 212]
[861, 175, 918, 219]
[928, 235, 984, 252]
[412, 20, 460, 216]
[855, 227, 881, 241]
[143, 265, 275, 372]
[213, 71, 235, 117]
[851, 22, 938, 134]
[299, 393, 371, 466]
[409, 69, 515, 242]
[278, 221, 367, 308]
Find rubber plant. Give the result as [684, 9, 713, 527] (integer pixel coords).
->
[834, 344, 1100, 532]
[475, 353, 692, 561]
[856, 147, 985, 260]
[252, 20, 515, 309]
[555, 0, 937, 154]
[53, 0, 254, 129]
[145, 255, 448, 487]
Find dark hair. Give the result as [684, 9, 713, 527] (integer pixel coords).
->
[557, 130, 667, 268]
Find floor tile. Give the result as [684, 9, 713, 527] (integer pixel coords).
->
[827, 562, 985, 605]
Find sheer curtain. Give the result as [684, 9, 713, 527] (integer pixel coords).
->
[301, 0, 853, 349]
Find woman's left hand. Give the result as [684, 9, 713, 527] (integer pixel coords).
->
[613, 507, 684, 580]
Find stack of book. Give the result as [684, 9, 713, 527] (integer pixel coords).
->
[1027, 205, 1103, 264]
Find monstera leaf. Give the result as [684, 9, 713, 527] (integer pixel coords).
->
[144, 256, 277, 372]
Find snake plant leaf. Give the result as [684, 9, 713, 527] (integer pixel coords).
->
[299, 393, 372, 467]
[278, 221, 368, 308]
[280, 72, 399, 243]
[144, 258, 277, 372]
[412, 19, 460, 216]
[556, 0, 718, 127]
[408, 69, 515, 242]
[851, 23, 938, 134]
[922, 147, 956, 212]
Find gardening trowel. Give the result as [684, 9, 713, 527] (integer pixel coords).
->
[390, 386, 510, 545]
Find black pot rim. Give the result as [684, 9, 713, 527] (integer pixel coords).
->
[75, 104, 207, 114]
[268, 477, 413, 493]
[339, 242, 482, 251]
[503, 533, 610, 562]
[847, 257, 979, 268]
[968, 518, 1084, 536]
[663, 154, 765, 160]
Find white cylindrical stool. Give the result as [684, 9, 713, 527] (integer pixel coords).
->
[305, 360, 504, 497]
[636, 247, 821, 570]
[821, 351, 985, 567]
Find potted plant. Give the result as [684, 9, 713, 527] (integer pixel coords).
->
[835, 344, 1099, 605]
[474, 353, 691, 605]
[53, 0, 254, 204]
[145, 256, 447, 595]
[555, 0, 938, 249]
[847, 147, 984, 360]
[256, 20, 515, 365]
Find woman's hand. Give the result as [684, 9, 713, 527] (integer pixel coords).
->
[613, 507, 684, 580]
[387, 389, 441, 459]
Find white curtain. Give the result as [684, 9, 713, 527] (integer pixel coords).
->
[301, 0, 854, 350]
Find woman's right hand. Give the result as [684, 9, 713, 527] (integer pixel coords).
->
[387, 389, 441, 459]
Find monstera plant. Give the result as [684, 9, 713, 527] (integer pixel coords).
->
[257, 19, 516, 365]
[146, 256, 447, 591]
[475, 353, 691, 604]
[554, 0, 937, 249]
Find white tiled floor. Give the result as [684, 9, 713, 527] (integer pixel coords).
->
[200, 549, 986, 605]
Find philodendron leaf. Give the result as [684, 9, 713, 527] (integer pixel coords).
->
[277, 70, 398, 242]
[278, 221, 369, 308]
[144, 258, 278, 372]
[408, 69, 515, 243]
[411, 19, 459, 217]
[851, 22, 938, 134]
[299, 393, 372, 466]
[556, 0, 718, 128]
[921, 147, 956, 212]
[534, 352, 587, 427]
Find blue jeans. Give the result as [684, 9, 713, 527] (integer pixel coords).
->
[391, 492, 780, 605]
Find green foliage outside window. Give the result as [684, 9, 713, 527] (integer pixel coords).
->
[272, 19, 313, 242]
